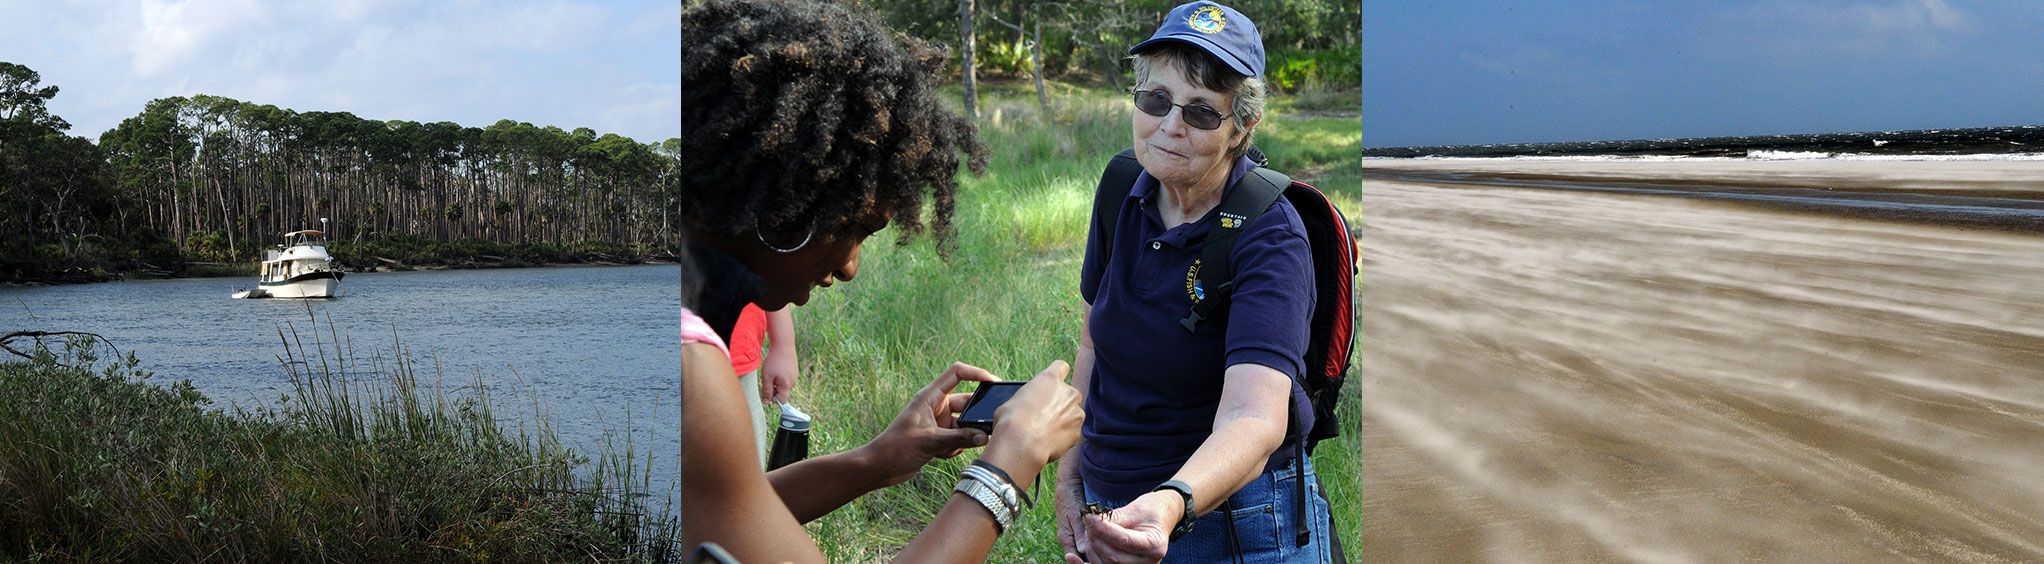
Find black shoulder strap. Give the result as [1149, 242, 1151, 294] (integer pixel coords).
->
[1092, 147, 1290, 332]
[1092, 149, 1143, 268]
[1179, 166, 1289, 332]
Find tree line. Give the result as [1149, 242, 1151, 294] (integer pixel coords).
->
[2, 61, 681, 281]
[842, 0, 1360, 118]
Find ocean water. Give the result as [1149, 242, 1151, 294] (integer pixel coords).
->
[1366, 124, 2044, 160]
[1, 264, 682, 496]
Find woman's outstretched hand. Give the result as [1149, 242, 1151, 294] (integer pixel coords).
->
[1079, 490, 1176, 563]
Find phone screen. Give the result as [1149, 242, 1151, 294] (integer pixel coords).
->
[959, 381, 1025, 431]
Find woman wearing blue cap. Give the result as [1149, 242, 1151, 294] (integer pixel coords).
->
[1054, 1, 1335, 563]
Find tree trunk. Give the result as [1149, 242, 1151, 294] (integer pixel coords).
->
[958, 0, 978, 122]
[1032, 14, 1049, 112]
[1096, 42, 1122, 87]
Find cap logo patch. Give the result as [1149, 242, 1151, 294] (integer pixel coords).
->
[1189, 6, 1227, 34]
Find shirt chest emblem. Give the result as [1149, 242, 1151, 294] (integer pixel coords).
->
[1184, 259, 1205, 303]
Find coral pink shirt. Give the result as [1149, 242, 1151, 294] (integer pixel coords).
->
[681, 306, 730, 359]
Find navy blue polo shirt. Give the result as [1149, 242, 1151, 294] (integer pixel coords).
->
[1077, 155, 1317, 503]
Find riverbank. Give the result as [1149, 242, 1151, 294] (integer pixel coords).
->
[337, 254, 677, 274]
[2, 237, 678, 288]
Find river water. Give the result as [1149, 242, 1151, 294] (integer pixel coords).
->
[1358, 166, 2044, 562]
[1, 264, 682, 496]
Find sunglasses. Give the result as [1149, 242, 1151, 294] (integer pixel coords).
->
[1131, 89, 1233, 130]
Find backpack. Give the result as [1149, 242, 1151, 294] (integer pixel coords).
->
[1090, 147, 1356, 455]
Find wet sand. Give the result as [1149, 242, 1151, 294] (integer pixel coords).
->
[1358, 160, 2044, 562]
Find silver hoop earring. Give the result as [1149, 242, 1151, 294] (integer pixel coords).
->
[757, 226, 813, 253]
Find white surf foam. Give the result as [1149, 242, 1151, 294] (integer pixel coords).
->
[1404, 152, 2044, 163]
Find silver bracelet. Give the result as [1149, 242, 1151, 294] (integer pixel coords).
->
[961, 465, 1020, 513]
[955, 469, 1019, 533]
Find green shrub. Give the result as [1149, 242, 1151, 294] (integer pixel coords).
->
[182, 230, 232, 263]
[326, 235, 664, 270]
[1267, 47, 1361, 93]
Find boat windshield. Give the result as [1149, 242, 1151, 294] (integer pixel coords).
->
[284, 230, 328, 247]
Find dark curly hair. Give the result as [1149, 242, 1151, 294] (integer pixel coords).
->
[681, 0, 987, 252]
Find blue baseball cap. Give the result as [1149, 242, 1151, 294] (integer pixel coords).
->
[1128, 1, 1265, 78]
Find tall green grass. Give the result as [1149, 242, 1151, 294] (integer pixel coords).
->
[0, 318, 677, 560]
[786, 84, 1359, 560]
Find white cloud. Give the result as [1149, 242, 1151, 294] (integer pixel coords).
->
[1857, 0, 1967, 33]
[596, 82, 681, 140]
[1711, 0, 1973, 62]
[1, 0, 677, 142]
[473, 1, 611, 51]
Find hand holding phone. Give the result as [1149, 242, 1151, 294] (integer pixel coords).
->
[962, 361, 1084, 479]
[958, 381, 1026, 433]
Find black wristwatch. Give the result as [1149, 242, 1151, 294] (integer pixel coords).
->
[1154, 480, 1196, 541]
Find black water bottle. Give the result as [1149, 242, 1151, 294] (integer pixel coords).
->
[766, 402, 811, 471]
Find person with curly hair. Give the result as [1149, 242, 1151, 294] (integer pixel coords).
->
[678, 0, 1085, 561]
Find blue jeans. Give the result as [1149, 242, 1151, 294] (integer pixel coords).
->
[1085, 456, 1333, 563]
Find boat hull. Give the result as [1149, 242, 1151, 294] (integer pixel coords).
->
[258, 272, 342, 298]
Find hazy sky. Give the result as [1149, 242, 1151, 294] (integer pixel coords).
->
[1365, 1, 2044, 148]
[1, 0, 679, 143]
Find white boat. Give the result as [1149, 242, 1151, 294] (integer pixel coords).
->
[235, 229, 344, 299]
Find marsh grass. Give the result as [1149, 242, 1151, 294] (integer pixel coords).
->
[788, 84, 1359, 561]
[0, 316, 677, 561]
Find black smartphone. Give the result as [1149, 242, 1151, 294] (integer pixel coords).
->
[958, 381, 1025, 433]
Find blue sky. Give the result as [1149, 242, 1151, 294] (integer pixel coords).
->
[1364, 1, 2044, 148]
[1, 0, 679, 143]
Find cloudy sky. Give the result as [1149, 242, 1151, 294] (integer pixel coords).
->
[1365, 0, 2044, 148]
[2, 0, 679, 143]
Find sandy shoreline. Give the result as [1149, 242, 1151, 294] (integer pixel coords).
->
[1363, 159, 2044, 233]
[1358, 176, 2044, 561]
[1, 258, 675, 288]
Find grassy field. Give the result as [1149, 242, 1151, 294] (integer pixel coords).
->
[781, 82, 1360, 560]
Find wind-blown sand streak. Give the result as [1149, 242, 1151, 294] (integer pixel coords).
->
[1359, 162, 2044, 562]
[1362, 160, 2044, 234]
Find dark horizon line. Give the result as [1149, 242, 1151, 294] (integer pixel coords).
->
[1363, 123, 2044, 153]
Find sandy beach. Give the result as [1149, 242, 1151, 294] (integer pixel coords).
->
[1364, 159, 2044, 234]
[1359, 160, 2044, 562]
